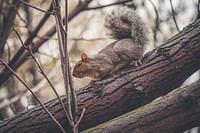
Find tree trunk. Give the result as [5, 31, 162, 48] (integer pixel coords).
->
[0, 20, 199, 133]
[83, 79, 200, 133]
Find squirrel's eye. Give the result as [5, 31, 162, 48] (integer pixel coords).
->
[77, 62, 82, 67]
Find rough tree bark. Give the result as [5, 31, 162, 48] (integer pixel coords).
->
[0, 20, 199, 133]
[83, 79, 200, 133]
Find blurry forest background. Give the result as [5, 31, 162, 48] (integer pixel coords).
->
[0, 0, 199, 132]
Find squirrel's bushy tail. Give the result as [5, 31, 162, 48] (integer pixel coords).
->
[105, 6, 152, 46]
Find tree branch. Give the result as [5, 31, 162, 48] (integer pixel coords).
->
[0, 58, 66, 133]
[0, 0, 20, 58]
[0, 2, 53, 85]
[169, 0, 180, 31]
[0, 19, 199, 133]
[83, 79, 200, 133]
[0, 0, 92, 86]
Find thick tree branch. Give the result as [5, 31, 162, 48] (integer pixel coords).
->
[0, 20, 199, 133]
[0, 0, 19, 58]
[83, 79, 200, 133]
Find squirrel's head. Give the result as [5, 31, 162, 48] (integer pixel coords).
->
[73, 53, 97, 79]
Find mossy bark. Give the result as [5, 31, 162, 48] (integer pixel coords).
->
[83, 80, 200, 133]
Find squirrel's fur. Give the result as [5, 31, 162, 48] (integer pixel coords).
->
[73, 6, 152, 80]
[105, 6, 151, 45]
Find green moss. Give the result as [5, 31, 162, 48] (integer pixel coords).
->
[134, 84, 143, 91]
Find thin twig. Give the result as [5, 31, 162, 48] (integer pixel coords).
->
[0, 61, 60, 109]
[6, 42, 11, 62]
[19, 0, 53, 14]
[65, 0, 78, 123]
[0, 0, 92, 86]
[53, 0, 73, 120]
[2, 2, 53, 78]
[37, 51, 59, 60]
[148, 0, 159, 43]
[74, 108, 85, 128]
[0, 58, 66, 133]
[53, 1, 78, 132]
[69, 37, 106, 41]
[85, 0, 132, 10]
[169, 0, 180, 31]
[53, 0, 80, 132]
[16, 10, 32, 33]
[13, 29, 73, 127]
[68, 67, 77, 121]
[62, 0, 72, 119]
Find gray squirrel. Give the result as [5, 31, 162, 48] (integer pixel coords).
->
[73, 6, 152, 80]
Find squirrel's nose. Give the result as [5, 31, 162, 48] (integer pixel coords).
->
[72, 72, 84, 78]
[72, 71, 76, 77]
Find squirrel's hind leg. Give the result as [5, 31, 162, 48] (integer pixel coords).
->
[112, 61, 129, 72]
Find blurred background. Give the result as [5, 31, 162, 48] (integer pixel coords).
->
[0, 0, 199, 132]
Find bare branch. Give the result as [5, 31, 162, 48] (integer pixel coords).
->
[69, 37, 106, 41]
[53, 0, 73, 121]
[15, 10, 32, 34]
[148, 0, 159, 43]
[0, 0, 92, 86]
[0, 58, 66, 133]
[169, 0, 180, 31]
[64, 0, 71, 121]
[13, 29, 73, 127]
[5, 42, 11, 62]
[0, 0, 19, 58]
[74, 108, 85, 128]
[53, 0, 80, 132]
[85, 0, 132, 10]
[0, 61, 60, 109]
[65, 0, 78, 123]
[19, 0, 53, 14]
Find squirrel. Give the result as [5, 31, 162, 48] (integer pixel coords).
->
[73, 6, 152, 80]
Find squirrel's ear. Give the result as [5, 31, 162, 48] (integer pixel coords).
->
[81, 53, 88, 61]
